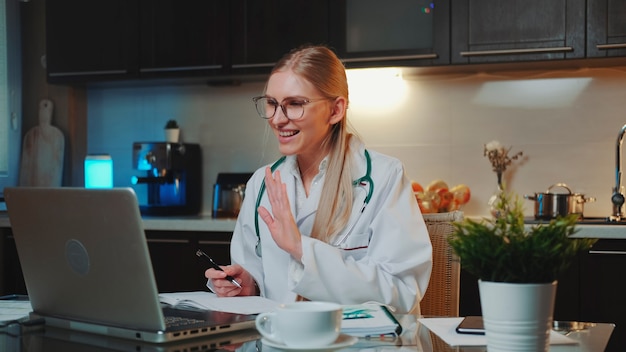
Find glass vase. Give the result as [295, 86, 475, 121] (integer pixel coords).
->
[488, 172, 505, 218]
[488, 185, 504, 218]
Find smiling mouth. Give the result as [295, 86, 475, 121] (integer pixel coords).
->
[279, 130, 299, 137]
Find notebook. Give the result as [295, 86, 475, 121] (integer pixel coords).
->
[4, 187, 256, 343]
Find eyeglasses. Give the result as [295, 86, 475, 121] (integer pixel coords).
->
[252, 96, 333, 120]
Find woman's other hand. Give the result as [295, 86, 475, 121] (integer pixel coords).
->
[205, 264, 257, 297]
[257, 167, 303, 260]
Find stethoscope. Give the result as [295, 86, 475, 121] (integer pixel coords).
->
[254, 150, 373, 257]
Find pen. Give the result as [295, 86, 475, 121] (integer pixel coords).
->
[195, 249, 242, 289]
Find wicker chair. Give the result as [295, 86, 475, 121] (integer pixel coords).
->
[420, 211, 464, 317]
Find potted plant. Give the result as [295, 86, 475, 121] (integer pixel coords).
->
[448, 190, 597, 352]
[164, 119, 180, 143]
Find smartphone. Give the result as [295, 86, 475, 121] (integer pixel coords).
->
[455, 316, 485, 335]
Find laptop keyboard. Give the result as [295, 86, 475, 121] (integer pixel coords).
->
[165, 315, 207, 328]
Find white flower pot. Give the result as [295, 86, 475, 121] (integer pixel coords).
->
[165, 128, 180, 143]
[479, 280, 557, 352]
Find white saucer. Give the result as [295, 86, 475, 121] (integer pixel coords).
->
[261, 334, 358, 351]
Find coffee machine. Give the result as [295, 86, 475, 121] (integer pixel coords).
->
[131, 142, 202, 216]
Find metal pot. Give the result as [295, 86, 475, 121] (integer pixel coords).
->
[212, 183, 245, 218]
[524, 183, 595, 220]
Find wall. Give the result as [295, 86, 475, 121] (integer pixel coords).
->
[86, 65, 626, 218]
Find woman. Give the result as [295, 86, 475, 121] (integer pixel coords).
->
[206, 45, 432, 314]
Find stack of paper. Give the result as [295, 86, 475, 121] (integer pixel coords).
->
[341, 304, 402, 337]
[159, 292, 280, 314]
[0, 300, 32, 324]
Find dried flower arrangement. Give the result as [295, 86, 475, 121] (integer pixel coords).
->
[484, 140, 523, 189]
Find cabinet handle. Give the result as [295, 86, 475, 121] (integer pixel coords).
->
[341, 54, 438, 63]
[596, 43, 626, 50]
[460, 47, 573, 57]
[48, 70, 128, 77]
[231, 62, 276, 69]
[589, 250, 626, 255]
[146, 238, 190, 244]
[140, 65, 222, 73]
[198, 240, 230, 245]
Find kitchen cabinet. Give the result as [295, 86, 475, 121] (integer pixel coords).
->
[579, 239, 626, 352]
[587, 0, 626, 58]
[1, 229, 26, 296]
[329, 0, 450, 68]
[145, 230, 233, 293]
[45, 0, 626, 85]
[229, 0, 331, 76]
[45, 0, 139, 83]
[46, 0, 229, 84]
[450, 0, 586, 64]
[0, 227, 232, 296]
[138, 0, 229, 79]
[46, 0, 329, 83]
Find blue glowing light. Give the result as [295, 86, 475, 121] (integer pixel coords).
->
[84, 155, 113, 188]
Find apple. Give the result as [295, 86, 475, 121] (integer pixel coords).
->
[426, 179, 449, 192]
[422, 191, 441, 210]
[438, 190, 454, 211]
[447, 199, 461, 212]
[450, 184, 471, 205]
[411, 181, 424, 193]
[417, 196, 437, 214]
[414, 190, 423, 204]
[418, 200, 432, 214]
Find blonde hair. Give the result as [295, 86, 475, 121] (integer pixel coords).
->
[271, 45, 357, 243]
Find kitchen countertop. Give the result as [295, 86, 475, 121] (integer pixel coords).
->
[0, 213, 237, 232]
[523, 217, 626, 240]
[568, 224, 626, 239]
[1, 212, 624, 238]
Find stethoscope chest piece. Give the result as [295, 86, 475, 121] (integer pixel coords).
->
[255, 239, 262, 257]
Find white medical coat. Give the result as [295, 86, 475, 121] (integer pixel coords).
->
[230, 141, 432, 314]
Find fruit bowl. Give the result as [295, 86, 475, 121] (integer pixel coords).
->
[412, 179, 470, 214]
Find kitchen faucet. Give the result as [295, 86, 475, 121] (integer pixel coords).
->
[610, 124, 626, 221]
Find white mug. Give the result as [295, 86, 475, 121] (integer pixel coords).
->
[255, 301, 342, 348]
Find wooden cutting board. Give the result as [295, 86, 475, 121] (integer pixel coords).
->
[19, 99, 65, 187]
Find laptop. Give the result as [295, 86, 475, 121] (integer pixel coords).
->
[4, 187, 256, 343]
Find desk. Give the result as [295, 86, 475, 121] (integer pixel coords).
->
[0, 315, 615, 352]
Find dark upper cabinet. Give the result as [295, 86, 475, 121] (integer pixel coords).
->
[138, 0, 230, 78]
[46, 0, 140, 83]
[587, 0, 626, 58]
[45, 0, 626, 84]
[46, 0, 329, 83]
[46, 0, 229, 84]
[451, 0, 586, 64]
[330, 0, 450, 68]
[229, 0, 331, 76]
